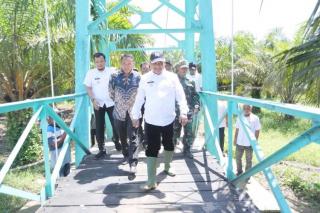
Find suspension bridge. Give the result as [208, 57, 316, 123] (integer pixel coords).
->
[0, 1, 320, 212]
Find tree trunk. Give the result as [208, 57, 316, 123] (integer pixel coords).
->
[283, 99, 295, 120]
[251, 85, 261, 113]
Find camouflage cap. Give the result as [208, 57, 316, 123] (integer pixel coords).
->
[174, 60, 189, 71]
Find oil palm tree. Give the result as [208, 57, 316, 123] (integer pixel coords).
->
[278, 1, 320, 105]
[91, 1, 154, 69]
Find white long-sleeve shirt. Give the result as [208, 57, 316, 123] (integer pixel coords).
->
[131, 70, 189, 126]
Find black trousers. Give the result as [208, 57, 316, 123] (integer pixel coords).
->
[90, 129, 96, 147]
[219, 127, 225, 152]
[114, 113, 139, 166]
[145, 122, 174, 157]
[94, 105, 119, 151]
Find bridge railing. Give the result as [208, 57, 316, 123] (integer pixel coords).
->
[0, 93, 91, 203]
[200, 91, 320, 213]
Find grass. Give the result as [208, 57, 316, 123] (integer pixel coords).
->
[271, 165, 320, 211]
[246, 109, 320, 209]
[280, 167, 320, 202]
[257, 110, 320, 167]
[0, 164, 45, 213]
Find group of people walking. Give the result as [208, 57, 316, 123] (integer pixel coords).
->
[81, 51, 261, 190]
[83, 51, 202, 189]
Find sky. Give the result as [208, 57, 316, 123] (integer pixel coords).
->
[129, 0, 317, 47]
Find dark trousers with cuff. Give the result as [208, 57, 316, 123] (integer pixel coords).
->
[114, 112, 139, 166]
[219, 127, 225, 152]
[145, 122, 174, 158]
[94, 105, 119, 152]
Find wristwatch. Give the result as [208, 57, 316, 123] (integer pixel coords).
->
[195, 105, 199, 109]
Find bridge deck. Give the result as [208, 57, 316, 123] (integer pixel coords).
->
[37, 143, 258, 213]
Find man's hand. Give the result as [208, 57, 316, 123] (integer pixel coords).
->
[92, 99, 99, 110]
[179, 115, 188, 126]
[132, 119, 140, 128]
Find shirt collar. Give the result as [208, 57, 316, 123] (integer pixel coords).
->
[96, 67, 106, 73]
[151, 69, 166, 76]
[120, 69, 133, 76]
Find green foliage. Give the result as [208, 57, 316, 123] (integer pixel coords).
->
[6, 110, 42, 166]
[259, 109, 311, 133]
[255, 109, 320, 167]
[213, 27, 319, 107]
[214, 31, 274, 102]
[233, 32, 255, 59]
[164, 50, 185, 67]
[0, 164, 44, 212]
[0, 0, 76, 101]
[283, 169, 320, 202]
[263, 28, 308, 106]
[215, 38, 231, 86]
[0, 195, 25, 213]
[277, 1, 320, 105]
[91, 1, 154, 69]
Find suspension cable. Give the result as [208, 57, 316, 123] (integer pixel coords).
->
[231, 0, 235, 95]
[164, 6, 169, 47]
[44, 0, 59, 162]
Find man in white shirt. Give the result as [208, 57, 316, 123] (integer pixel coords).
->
[84, 53, 121, 160]
[165, 60, 173, 72]
[234, 105, 261, 176]
[187, 62, 202, 92]
[131, 51, 189, 191]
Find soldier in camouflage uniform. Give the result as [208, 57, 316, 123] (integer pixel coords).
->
[173, 60, 200, 159]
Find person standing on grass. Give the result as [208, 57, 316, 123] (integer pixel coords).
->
[84, 52, 122, 160]
[109, 54, 141, 177]
[131, 51, 189, 191]
[218, 100, 228, 154]
[234, 104, 261, 176]
[173, 60, 200, 159]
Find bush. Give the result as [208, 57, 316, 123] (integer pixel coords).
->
[286, 175, 320, 202]
[5, 110, 42, 166]
[258, 110, 311, 134]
